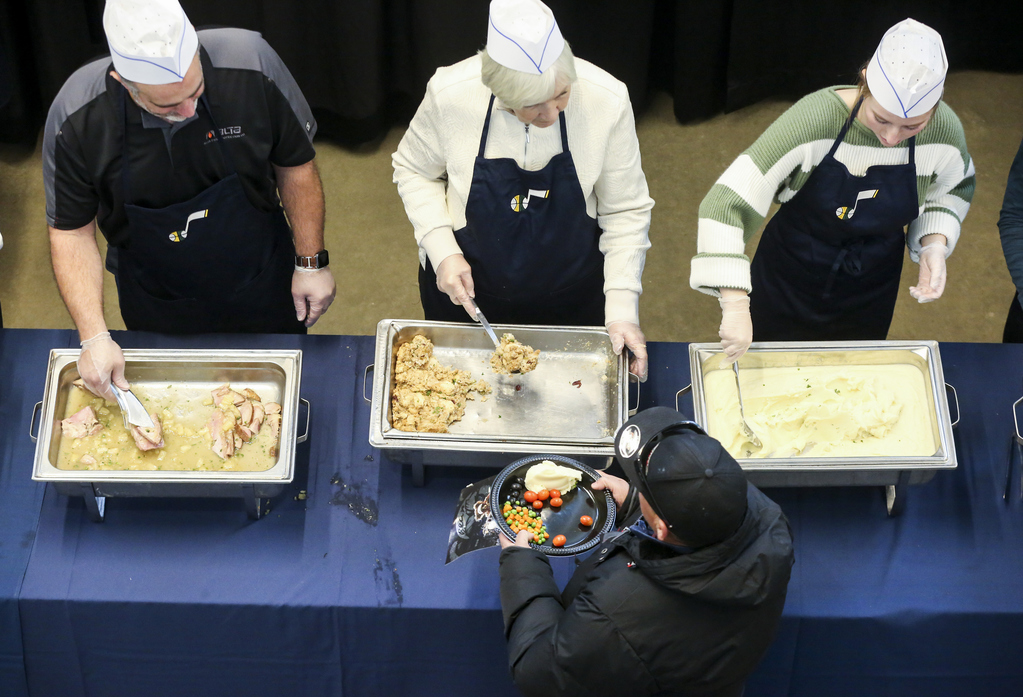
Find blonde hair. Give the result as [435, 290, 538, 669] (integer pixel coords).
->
[479, 42, 576, 109]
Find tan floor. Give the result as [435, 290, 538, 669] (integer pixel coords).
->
[2, 70, 1022, 343]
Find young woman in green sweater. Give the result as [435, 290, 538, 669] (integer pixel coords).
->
[691, 18, 975, 362]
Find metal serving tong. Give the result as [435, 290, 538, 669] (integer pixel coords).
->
[469, 298, 501, 349]
[732, 361, 762, 450]
[111, 384, 155, 430]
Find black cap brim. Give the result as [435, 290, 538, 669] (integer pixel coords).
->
[615, 407, 704, 507]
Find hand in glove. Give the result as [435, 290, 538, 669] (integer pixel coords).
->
[909, 242, 948, 303]
[607, 321, 648, 382]
[435, 254, 477, 320]
[293, 267, 337, 327]
[77, 332, 127, 402]
[718, 293, 752, 363]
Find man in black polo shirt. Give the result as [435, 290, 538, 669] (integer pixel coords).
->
[499, 407, 794, 697]
[44, 0, 334, 399]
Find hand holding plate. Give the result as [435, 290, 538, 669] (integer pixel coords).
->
[591, 473, 631, 508]
[499, 529, 534, 549]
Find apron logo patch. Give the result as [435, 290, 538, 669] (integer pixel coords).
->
[509, 188, 550, 212]
[203, 126, 245, 143]
[835, 189, 879, 220]
[168, 209, 208, 242]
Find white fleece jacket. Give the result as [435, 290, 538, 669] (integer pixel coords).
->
[392, 55, 654, 326]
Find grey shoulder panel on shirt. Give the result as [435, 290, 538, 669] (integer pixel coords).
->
[44, 56, 112, 226]
[198, 28, 317, 143]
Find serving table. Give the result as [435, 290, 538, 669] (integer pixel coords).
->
[2, 328, 1022, 697]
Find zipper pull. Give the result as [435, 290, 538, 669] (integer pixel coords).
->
[524, 124, 530, 143]
[523, 124, 530, 163]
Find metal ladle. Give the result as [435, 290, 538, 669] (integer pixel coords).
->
[732, 361, 762, 450]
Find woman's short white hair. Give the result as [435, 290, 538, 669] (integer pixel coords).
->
[479, 42, 577, 109]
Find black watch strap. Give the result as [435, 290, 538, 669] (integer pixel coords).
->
[296, 249, 329, 269]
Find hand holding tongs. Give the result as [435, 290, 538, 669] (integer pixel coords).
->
[469, 298, 501, 349]
[111, 384, 155, 430]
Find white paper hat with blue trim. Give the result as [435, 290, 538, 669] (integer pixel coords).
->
[104, 0, 198, 85]
[487, 0, 565, 75]
[865, 18, 947, 118]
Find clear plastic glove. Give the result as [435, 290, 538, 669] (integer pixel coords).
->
[77, 332, 127, 402]
[591, 473, 631, 508]
[909, 242, 948, 303]
[435, 254, 477, 320]
[607, 321, 648, 382]
[718, 293, 752, 363]
[292, 267, 337, 327]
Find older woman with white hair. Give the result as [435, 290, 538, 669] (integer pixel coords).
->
[393, 0, 654, 379]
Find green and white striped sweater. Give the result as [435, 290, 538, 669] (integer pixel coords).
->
[690, 86, 975, 296]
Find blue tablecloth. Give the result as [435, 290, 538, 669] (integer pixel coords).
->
[4, 330, 1023, 697]
[0, 329, 73, 697]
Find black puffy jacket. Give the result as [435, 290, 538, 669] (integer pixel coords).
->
[499, 484, 794, 697]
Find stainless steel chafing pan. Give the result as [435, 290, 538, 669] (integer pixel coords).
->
[679, 341, 959, 515]
[30, 349, 307, 521]
[366, 319, 634, 482]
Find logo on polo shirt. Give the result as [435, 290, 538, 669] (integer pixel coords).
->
[836, 189, 879, 220]
[168, 209, 208, 242]
[510, 188, 550, 212]
[204, 125, 245, 143]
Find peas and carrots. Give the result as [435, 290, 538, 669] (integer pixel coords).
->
[502, 501, 548, 544]
[502, 477, 598, 549]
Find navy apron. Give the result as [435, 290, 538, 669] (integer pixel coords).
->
[749, 97, 919, 341]
[419, 95, 604, 325]
[116, 90, 303, 334]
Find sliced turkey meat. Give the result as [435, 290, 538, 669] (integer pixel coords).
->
[61, 406, 104, 439]
[130, 412, 165, 451]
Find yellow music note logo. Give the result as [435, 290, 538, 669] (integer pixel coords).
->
[521, 189, 549, 210]
[842, 189, 875, 219]
[168, 209, 208, 242]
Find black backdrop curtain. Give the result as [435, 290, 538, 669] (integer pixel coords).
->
[1, 0, 1020, 147]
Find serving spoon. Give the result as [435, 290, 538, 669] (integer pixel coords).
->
[469, 298, 501, 349]
[732, 361, 762, 450]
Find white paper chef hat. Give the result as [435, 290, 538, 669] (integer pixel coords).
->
[103, 0, 198, 85]
[487, 0, 565, 75]
[865, 18, 947, 118]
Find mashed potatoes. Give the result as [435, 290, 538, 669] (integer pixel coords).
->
[705, 364, 935, 458]
[524, 460, 583, 494]
[391, 335, 491, 433]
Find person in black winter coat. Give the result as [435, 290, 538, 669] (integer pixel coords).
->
[498, 407, 794, 697]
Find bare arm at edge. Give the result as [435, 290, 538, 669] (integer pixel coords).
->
[49, 221, 109, 339]
[275, 159, 336, 325]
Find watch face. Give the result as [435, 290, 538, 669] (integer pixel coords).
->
[297, 251, 328, 268]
